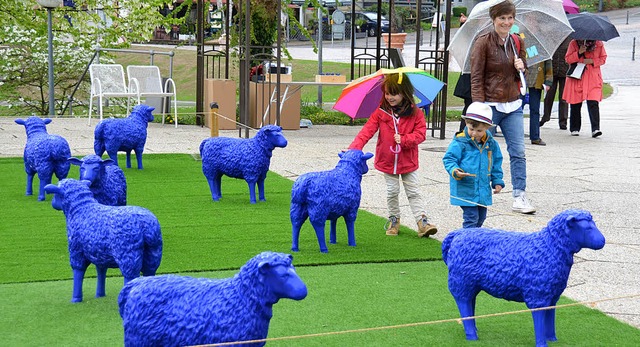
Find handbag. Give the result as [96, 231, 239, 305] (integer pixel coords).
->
[567, 63, 586, 79]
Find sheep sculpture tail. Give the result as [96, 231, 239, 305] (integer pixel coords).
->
[140, 218, 163, 277]
[93, 122, 106, 157]
[441, 229, 461, 265]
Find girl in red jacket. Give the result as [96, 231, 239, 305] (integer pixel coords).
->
[349, 73, 437, 237]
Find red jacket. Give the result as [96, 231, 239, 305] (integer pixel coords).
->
[349, 105, 426, 174]
[562, 40, 606, 104]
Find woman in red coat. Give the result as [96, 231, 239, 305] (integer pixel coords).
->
[562, 39, 607, 137]
[349, 73, 437, 238]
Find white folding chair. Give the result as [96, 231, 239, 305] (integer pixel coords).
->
[88, 64, 139, 126]
[127, 65, 179, 128]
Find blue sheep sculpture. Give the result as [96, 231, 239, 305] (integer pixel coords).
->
[44, 178, 163, 303]
[94, 104, 155, 169]
[15, 116, 71, 201]
[291, 149, 374, 253]
[69, 154, 127, 206]
[199, 125, 288, 204]
[118, 251, 307, 347]
[442, 209, 606, 347]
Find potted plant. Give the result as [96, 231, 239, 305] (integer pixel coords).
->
[355, 18, 367, 39]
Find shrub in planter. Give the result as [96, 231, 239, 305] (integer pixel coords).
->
[453, 7, 468, 18]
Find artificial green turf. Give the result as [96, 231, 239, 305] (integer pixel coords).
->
[0, 154, 442, 284]
[1, 262, 638, 346]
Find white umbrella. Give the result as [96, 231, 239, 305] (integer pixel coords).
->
[448, 0, 573, 74]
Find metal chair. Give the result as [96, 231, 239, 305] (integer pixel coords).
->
[127, 65, 179, 128]
[88, 64, 139, 126]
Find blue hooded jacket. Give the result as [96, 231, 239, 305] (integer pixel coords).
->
[442, 129, 504, 207]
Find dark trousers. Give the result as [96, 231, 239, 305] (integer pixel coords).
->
[570, 100, 600, 132]
[461, 206, 488, 228]
[458, 98, 473, 132]
[542, 76, 568, 128]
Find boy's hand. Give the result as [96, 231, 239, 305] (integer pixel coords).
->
[454, 169, 474, 178]
[493, 185, 502, 194]
[394, 133, 401, 144]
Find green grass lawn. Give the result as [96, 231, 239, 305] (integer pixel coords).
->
[1, 154, 639, 346]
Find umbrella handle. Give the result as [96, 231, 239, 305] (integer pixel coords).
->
[519, 71, 527, 96]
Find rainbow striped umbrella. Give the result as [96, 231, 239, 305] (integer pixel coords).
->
[333, 67, 445, 119]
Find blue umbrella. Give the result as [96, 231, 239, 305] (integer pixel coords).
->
[568, 12, 620, 41]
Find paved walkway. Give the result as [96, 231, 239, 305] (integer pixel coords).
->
[1, 8, 639, 330]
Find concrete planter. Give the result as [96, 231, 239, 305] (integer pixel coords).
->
[381, 32, 407, 51]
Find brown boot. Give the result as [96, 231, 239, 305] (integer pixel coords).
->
[385, 216, 400, 236]
[417, 215, 438, 238]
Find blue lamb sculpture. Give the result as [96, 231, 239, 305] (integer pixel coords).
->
[15, 116, 71, 201]
[69, 154, 127, 206]
[290, 149, 373, 253]
[93, 104, 155, 169]
[45, 178, 162, 303]
[199, 125, 288, 204]
[118, 251, 307, 347]
[442, 209, 606, 347]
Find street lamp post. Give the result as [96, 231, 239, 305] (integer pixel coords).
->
[37, 0, 63, 117]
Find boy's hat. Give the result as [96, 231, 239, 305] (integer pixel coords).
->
[462, 102, 493, 125]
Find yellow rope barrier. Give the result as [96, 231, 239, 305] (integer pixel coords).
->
[190, 293, 640, 347]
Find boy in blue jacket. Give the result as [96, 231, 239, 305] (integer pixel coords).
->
[443, 102, 505, 228]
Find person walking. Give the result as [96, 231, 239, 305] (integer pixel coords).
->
[349, 73, 438, 237]
[454, 73, 473, 133]
[541, 37, 571, 130]
[563, 39, 607, 137]
[525, 60, 553, 145]
[469, 0, 535, 214]
[443, 102, 504, 228]
[454, 12, 472, 133]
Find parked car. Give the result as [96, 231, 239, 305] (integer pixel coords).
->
[345, 11, 390, 37]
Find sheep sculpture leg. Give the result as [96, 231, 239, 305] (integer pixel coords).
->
[206, 173, 223, 201]
[453, 295, 479, 340]
[310, 217, 329, 253]
[134, 147, 144, 169]
[72, 267, 89, 303]
[24, 165, 35, 196]
[96, 266, 108, 298]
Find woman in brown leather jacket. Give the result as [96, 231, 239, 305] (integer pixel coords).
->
[469, 0, 536, 215]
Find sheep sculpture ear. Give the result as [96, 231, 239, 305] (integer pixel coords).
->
[257, 261, 272, 280]
[363, 152, 374, 160]
[102, 159, 116, 166]
[15, 119, 26, 125]
[44, 118, 52, 124]
[68, 158, 83, 166]
[44, 184, 60, 195]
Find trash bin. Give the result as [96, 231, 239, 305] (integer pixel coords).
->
[248, 81, 300, 130]
[204, 79, 237, 130]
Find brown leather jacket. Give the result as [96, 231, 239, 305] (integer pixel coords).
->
[470, 30, 527, 103]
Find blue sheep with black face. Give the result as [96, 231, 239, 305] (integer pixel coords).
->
[93, 104, 155, 169]
[45, 178, 162, 303]
[118, 251, 307, 347]
[69, 154, 127, 206]
[290, 149, 374, 253]
[15, 116, 71, 201]
[199, 125, 288, 204]
[442, 209, 606, 347]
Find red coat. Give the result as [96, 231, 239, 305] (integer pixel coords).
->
[562, 40, 607, 104]
[349, 106, 426, 175]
